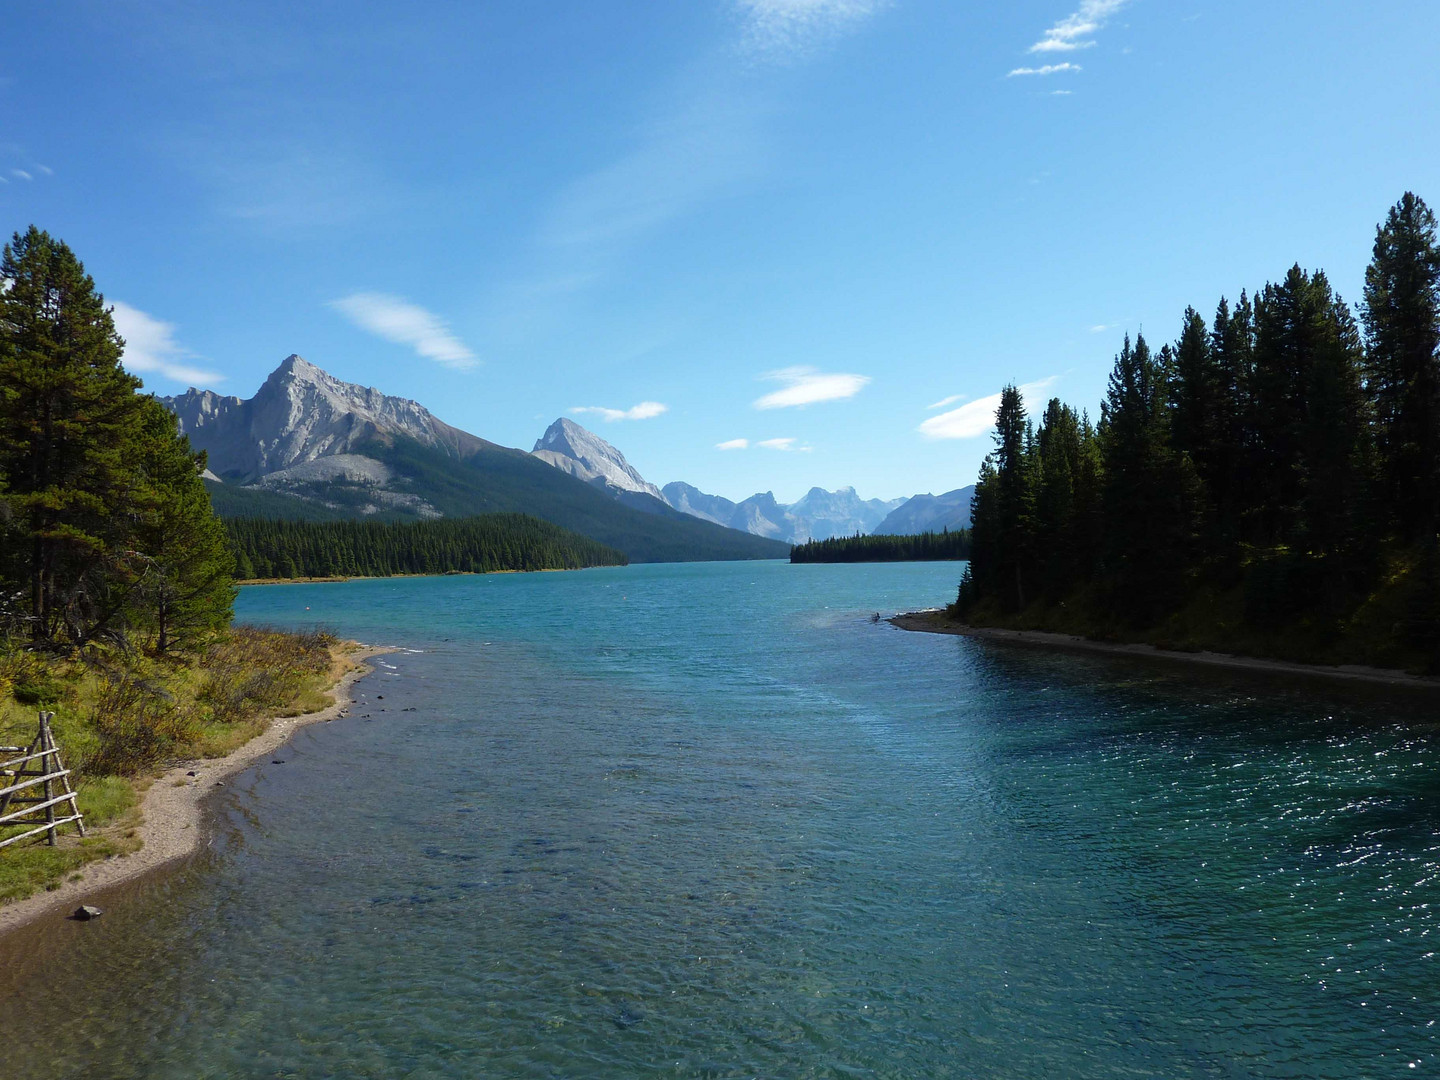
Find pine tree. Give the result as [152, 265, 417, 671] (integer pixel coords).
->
[1100, 334, 1200, 621]
[992, 385, 1033, 611]
[130, 398, 235, 651]
[0, 227, 148, 645]
[1362, 192, 1440, 539]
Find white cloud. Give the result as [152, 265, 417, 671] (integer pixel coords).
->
[1028, 0, 1129, 53]
[927, 394, 964, 411]
[737, 0, 889, 56]
[1008, 63, 1082, 77]
[110, 300, 224, 386]
[11, 168, 31, 181]
[717, 438, 750, 450]
[757, 437, 798, 450]
[918, 378, 1060, 440]
[753, 366, 871, 409]
[571, 401, 669, 422]
[1090, 323, 1112, 333]
[331, 293, 478, 371]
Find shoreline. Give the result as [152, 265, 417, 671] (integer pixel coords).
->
[236, 566, 622, 586]
[889, 610, 1440, 691]
[0, 644, 390, 941]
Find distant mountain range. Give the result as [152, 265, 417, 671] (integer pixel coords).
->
[874, 486, 975, 535]
[165, 355, 973, 559]
[162, 356, 788, 563]
[657, 483, 903, 544]
[521, 416, 968, 544]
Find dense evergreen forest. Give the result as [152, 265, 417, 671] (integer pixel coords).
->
[791, 531, 971, 563]
[226, 515, 627, 579]
[0, 228, 234, 652]
[958, 193, 1440, 671]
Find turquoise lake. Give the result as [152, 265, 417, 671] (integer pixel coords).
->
[2, 560, 1437, 1077]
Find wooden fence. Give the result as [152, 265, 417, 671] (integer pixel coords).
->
[0, 711, 85, 850]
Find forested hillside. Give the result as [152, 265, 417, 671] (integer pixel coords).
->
[227, 516, 627, 579]
[957, 193, 1440, 672]
[791, 531, 971, 563]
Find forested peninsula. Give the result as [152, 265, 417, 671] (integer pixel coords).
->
[951, 193, 1440, 674]
[226, 516, 627, 580]
[791, 531, 971, 563]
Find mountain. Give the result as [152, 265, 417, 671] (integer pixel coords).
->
[787, 487, 906, 541]
[164, 357, 789, 563]
[531, 418, 663, 500]
[163, 355, 489, 482]
[661, 482, 906, 544]
[660, 482, 736, 527]
[873, 486, 975, 535]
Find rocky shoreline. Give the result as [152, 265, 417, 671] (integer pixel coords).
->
[0, 645, 391, 942]
[889, 610, 1440, 692]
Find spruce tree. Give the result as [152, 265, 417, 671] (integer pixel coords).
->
[1362, 192, 1440, 539]
[992, 385, 1033, 611]
[1100, 334, 1200, 621]
[130, 398, 235, 651]
[0, 227, 147, 645]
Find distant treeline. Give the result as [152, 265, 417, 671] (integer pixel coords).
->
[226, 515, 627, 580]
[791, 531, 971, 563]
[958, 192, 1440, 670]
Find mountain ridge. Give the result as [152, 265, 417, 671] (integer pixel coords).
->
[163, 357, 788, 563]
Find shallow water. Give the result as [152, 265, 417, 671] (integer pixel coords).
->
[1, 560, 1437, 1077]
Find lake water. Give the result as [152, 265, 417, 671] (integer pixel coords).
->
[2, 560, 1437, 1077]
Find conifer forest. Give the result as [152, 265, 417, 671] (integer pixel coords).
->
[958, 193, 1440, 671]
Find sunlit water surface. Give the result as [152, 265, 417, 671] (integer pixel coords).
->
[2, 561, 1437, 1078]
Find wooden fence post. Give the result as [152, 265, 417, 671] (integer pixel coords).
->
[0, 711, 85, 850]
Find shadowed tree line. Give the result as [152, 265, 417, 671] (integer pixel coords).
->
[957, 194, 1440, 669]
[226, 515, 627, 579]
[790, 530, 971, 563]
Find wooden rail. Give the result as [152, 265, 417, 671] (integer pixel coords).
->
[0, 712, 84, 849]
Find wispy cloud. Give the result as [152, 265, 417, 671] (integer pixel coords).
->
[736, 0, 889, 57]
[542, 92, 761, 252]
[10, 168, 31, 181]
[717, 435, 811, 451]
[757, 436, 807, 451]
[572, 401, 669, 422]
[918, 378, 1059, 440]
[753, 366, 871, 409]
[1008, 62, 1081, 77]
[927, 394, 964, 411]
[110, 300, 224, 386]
[331, 293, 478, 371]
[1090, 323, 1112, 333]
[1028, 0, 1129, 52]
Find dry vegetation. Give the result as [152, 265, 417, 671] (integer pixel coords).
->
[0, 627, 346, 902]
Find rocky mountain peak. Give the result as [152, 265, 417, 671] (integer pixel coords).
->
[530, 418, 663, 499]
[162, 355, 489, 481]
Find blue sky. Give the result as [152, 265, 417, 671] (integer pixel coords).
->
[4, 1, 1438, 503]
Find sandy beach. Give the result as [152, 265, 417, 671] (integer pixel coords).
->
[0, 645, 390, 941]
[890, 609, 1440, 692]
